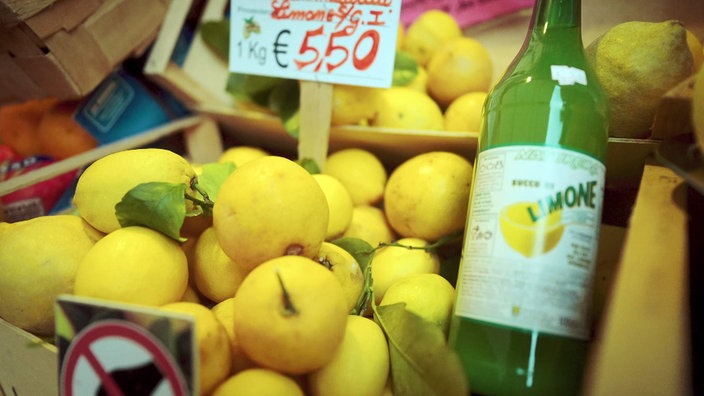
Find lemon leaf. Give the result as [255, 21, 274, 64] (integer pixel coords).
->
[374, 303, 469, 396]
[296, 157, 320, 174]
[393, 51, 419, 86]
[116, 181, 187, 242]
[268, 78, 300, 139]
[196, 162, 236, 202]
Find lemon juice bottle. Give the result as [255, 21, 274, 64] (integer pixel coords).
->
[448, 0, 609, 394]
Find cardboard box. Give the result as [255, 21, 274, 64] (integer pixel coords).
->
[0, 0, 169, 104]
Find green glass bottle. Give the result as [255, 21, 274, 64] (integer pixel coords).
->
[448, 0, 609, 394]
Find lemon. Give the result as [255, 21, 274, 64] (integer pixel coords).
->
[309, 315, 390, 396]
[218, 145, 270, 167]
[444, 91, 488, 132]
[341, 204, 396, 247]
[74, 226, 189, 306]
[372, 87, 445, 130]
[331, 84, 381, 126]
[211, 368, 304, 396]
[313, 174, 354, 240]
[686, 29, 703, 73]
[180, 284, 202, 303]
[384, 151, 473, 241]
[396, 23, 405, 51]
[371, 237, 440, 304]
[192, 226, 250, 303]
[380, 273, 455, 336]
[161, 301, 232, 395]
[427, 37, 493, 109]
[0, 215, 99, 335]
[314, 242, 365, 312]
[403, 9, 462, 67]
[586, 20, 694, 138]
[323, 148, 387, 206]
[213, 156, 329, 271]
[233, 255, 348, 374]
[691, 65, 704, 156]
[404, 65, 429, 93]
[73, 148, 196, 233]
[211, 297, 256, 374]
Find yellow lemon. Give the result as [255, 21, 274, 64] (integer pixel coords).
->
[396, 23, 405, 51]
[211, 297, 256, 374]
[380, 273, 455, 336]
[233, 255, 348, 374]
[73, 148, 196, 233]
[313, 173, 354, 240]
[404, 65, 429, 93]
[74, 226, 188, 306]
[161, 301, 232, 395]
[384, 151, 473, 241]
[211, 368, 304, 396]
[309, 315, 390, 396]
[693, 61, 704, 153]
[213, 156, 329, 271]
[427, 37, 493, 109]
[499, 202, 565, 257]
[444, 91, 488, 132]
[218, 145, 270, 167]
[0, 215, 100, 335]
[314, 242, 365, 312]
[372, 87, 445, 130]
[323, 148, 387, 206]
[686, 29, 703, 73]
[403, 9, 462, 66]
[331, 84, 381, 126]
[371, 237, 440, 304]
[341, 204, 396, 247]
[192, 226, 250, 303]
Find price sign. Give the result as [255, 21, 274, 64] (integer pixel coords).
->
[229, 0, 402, 88]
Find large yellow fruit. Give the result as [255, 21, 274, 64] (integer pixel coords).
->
[586, 20, 693, 138]
[372, 87, 445, 131]
[693, 64, 704, 153]
[211, 368, 304, 396]
[313, 173, 354, 240]
[213, 156, 329, 271]
[323, 148, 388, 206]
[403, 10, 462, 67]
[161, 302, 232, 396]
[0, 215, 100, 335]
[341, 204, 396, 247]
[74, 226, 188, 306]
[218, 145, 270, 167]
[73, 148, 196, 233]
[191, 226, 249, 303]
[330, 84, 381, 126]
[384, 151, 473, 241]
[444, 91, 488, 132]
[211, 297, 256, 374]
[427, 37, 493, 108]
[314, 242, 365, 312]
[308, 315, 390, 396]
[232, 255, 348, 374]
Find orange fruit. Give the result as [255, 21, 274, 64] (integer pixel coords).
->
[0, 98, 56, 157]
[36, 100, 98, 160]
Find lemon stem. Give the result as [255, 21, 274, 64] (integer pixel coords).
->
[275, 268, 298, 316]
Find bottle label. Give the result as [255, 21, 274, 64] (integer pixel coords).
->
[454, 145, 605, 340]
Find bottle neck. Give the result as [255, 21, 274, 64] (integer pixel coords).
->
[529, 0, 581, 35]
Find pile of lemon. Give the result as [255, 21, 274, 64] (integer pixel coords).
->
[0, 145, 473, 395]
[331, 10, 492, 133]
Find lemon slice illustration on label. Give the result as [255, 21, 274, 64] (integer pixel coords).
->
[499, 201, 565, 257]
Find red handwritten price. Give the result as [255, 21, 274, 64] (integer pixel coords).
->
[294, 25, 380, 72]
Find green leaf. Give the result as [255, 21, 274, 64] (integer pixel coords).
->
[227, 73, 287, 107]
[331, 237, 375, 272]
[199, 20, 230, 60]
[116, 182, 188, 242]
[374, 304, 470, 396]
[268, 78, 300, 139]
[195, 162, 236, 201]
[295, 157, 321, 175]
[393, 51, 419, 87]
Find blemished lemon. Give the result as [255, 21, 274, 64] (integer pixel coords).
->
[191, 226, 250, 303]
[313, 173, 354, 240]
[341, 205, 396, 247]
[403, 9, 462, 67]
[161, 301, 232, 396]
[427, 37, 493, 109]
[371, 237, 440, 304]
[211, 297, 256, 374]
[211, 369, 304, 396]
[233, 255, 348, 374]
[218, 145, 270, 167]
[384, 151, 473, 241]
[372, 87, 445, 130]
[331, 84, 381, 126]
[380, 273, 455, 336]
[309, 315, 389, 396]
[213, 155, 329, 271]
[73, 148, 197, 234]
[314, 242, 365, 312]
[444, 91, 488, 132]
[73, 226, 188, 306]
[0, 215, 100, 335]
[686, 29, 703, 73]
[323, 148, 387, 206]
